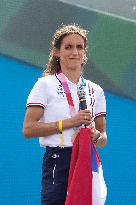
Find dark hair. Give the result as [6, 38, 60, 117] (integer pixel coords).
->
[43, 24, 88, 76]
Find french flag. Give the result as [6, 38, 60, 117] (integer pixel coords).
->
[65, 128, 92, 205]
[92, 145, 107, 205]
[65, 128, 107, 205]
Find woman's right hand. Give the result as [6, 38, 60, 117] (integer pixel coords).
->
[70, 109, 92, 127]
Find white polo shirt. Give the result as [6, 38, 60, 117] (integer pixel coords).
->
[26, 74, 106, 147]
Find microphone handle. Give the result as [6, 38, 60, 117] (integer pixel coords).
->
[80, 99, 87, 110]
[80, 99, 87, 128]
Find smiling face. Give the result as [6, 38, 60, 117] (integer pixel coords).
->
[55, 34, 86, 72]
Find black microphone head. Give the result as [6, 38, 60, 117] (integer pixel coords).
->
[77, 85, 87, 110]
[77, 85, 85, 100]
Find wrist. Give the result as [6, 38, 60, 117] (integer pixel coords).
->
[69, 117, 77, 127]
[55, 121, 59, 133]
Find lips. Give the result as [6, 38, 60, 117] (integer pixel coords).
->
[69, 58, 79, 60]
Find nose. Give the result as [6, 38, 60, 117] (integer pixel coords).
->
[72, 47, 78, 55]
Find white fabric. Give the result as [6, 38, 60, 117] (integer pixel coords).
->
[26, 74, 106, 147]
[92, 165, 107, 205]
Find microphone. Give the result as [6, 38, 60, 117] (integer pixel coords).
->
[77, 86, 87, 128]
[77, 86, 87, 110]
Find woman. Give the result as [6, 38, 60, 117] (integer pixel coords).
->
[23, 24, 107, 205]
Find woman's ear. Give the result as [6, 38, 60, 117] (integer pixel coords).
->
[53, 48, 60, 58]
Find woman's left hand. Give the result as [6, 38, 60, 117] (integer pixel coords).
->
[91, 127, 107, 148]
[91, 127, 101, 143]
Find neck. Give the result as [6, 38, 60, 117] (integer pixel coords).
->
[61, 68, 82, 84]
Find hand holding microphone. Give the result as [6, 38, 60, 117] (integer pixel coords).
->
[70, 84, 92, 127]
[70, 85, 92, 143]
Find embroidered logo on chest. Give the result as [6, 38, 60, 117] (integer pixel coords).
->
[57, 84, 65, 97]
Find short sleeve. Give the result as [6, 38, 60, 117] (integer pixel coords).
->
[95, 86, 106, 118]
[26, 78, 47, 109]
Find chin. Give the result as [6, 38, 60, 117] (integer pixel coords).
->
[69, 63, 81, 69]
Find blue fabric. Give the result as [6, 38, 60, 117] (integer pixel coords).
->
[92, 146, 99, 173]
[41, 147, 72, 205]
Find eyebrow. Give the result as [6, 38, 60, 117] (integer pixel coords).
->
[64, 43, 84, 46]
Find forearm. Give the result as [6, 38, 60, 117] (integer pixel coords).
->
[23, 118, 75, 139]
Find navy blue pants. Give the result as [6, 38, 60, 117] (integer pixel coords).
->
[41, 146, 72, 205]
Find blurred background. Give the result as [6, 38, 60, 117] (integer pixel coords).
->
[0, 0, 136, 204]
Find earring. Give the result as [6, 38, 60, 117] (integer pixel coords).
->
[56, 57, 60, 62]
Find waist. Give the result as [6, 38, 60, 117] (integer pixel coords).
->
[46, 146, 72, 152]
[39, 133, 74, 147]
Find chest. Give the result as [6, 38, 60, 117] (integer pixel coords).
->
[46, 81, 96, 116]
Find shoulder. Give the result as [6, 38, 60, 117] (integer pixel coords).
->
[35, 75, 57, 86]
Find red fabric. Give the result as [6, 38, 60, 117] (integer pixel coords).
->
[65, 128, 92, 205]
